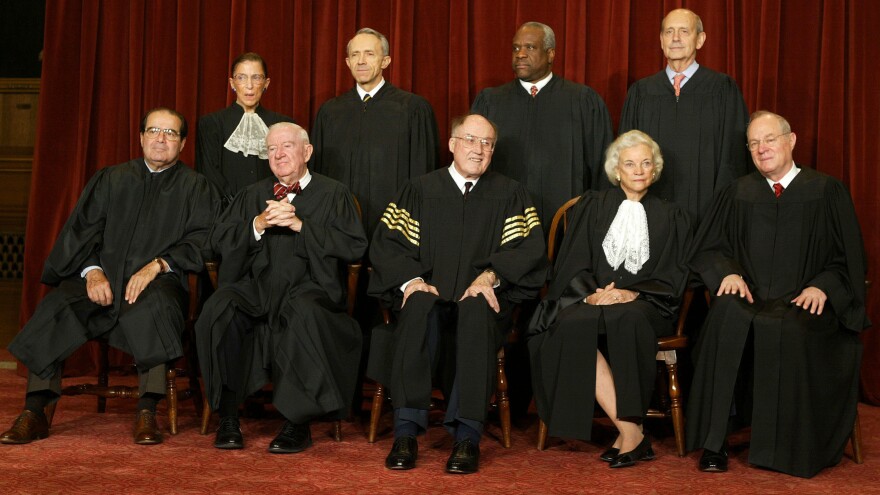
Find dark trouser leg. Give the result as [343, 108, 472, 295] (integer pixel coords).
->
[136, 364, 166, 412]
[25, 370, 62, 413]
[217, 311, 257, 418]
[393, 301, 447, 437]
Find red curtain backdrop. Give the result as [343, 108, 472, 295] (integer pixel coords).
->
[20, 0, 880, 400]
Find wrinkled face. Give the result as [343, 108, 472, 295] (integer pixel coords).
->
[267, 125, 313, 185]
[660, 9, 705, 66]
[345, 33, 390, 90]
[229, 60, 270, 111]
[512, 26, 554, 83]
[449, 115, 496, 180]
[140, 110, 185, 171]
[747, 115, 796, 182]
[616, 144, 655, 199]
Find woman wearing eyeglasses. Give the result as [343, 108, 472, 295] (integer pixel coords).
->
[527, 130, 692, 468]
[196, 52, 294, 208]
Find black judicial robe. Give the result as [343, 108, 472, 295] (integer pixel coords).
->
[196, 174, 367, 423]
[366, 169, 547, 422]
[196, 103, 294, 206]
[471, 76, 613, 228]
[9, 160, 217, 378]
[311, 83, 439, 237]
[619, 67, 749, 222]
[685, 168, 869, 478]
[527, 189, 691, 440]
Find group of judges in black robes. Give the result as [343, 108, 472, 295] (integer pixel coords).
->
[0, 7, 869, 482]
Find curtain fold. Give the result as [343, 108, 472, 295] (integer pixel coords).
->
[20, 0, 880, 402]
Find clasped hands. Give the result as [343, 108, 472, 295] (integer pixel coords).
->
[716, 273, 827, 315]
[86, 258, 165, 306]
[255, 198, 302, 233]
[402, 270, 500, 313]
[583, 282, 638, 306]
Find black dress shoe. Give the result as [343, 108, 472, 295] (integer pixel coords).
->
[385, 435, 418, 470]
[609, 436, 655, 468]
[0, 410, 49, 444]
[214, 416, 244, 450]
[446, 439, 480, 474]
[599, 447, 620, 462]
[268, 421, 312, 454]
[699, 446, 729, 472]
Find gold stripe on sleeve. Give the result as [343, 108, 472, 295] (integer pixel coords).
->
[501, 207, 539, 245]
[380, 203, 420, 246]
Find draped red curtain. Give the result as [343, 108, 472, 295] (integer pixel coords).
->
[21, 0, 880, 401]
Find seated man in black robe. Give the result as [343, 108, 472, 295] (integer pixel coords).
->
[1, 107, 217, 445]
[686, 111, 869, 477]
[367, 114, 547, 474]
[197, 122, 367, 453]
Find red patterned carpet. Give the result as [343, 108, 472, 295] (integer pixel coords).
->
[0, 361, 879, 494]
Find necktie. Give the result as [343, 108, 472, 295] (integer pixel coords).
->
[673, 73, 685, 100]
[273, 181, 302, 200]
[773, 182, 784, 198]
[464, 181, 473, 198]
[530, 85, 538, 98]
[362, 93, 371, 112]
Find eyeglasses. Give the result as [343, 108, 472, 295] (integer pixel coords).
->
[233, 73, 267, 85]
[453, 134, 496, 152]
[747, 132, 791, 151]
[143, 127, 181, 141]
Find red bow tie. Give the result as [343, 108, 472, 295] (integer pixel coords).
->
[273, 181, 302, 200]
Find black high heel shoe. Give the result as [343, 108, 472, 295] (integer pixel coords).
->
[599, 447, 619, 462]
[608, 436, 655, 468]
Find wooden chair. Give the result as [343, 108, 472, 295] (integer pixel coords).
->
[366, 292, 512, 448]
[198, 196, 364, 442]
[535, 196, 693, 456]
[44, 272, 204, 435]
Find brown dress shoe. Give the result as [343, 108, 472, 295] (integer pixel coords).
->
[133, 409, 163, 445]
[0, 410, 49, 444]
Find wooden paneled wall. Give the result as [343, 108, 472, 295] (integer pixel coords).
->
[0, 78, 38, 346]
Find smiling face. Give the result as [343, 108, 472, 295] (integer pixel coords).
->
[660, 9, 705, 70]
[345, 33, 391, 92]
[140, 110, 185, 171]
[266, 124, 313, 185]
[512, 26, 554, 83]
[747, 114, 796, 182]
[449, 115, 496, 180]
[615, 144, 655, 201]
[229, 60, 269, 112]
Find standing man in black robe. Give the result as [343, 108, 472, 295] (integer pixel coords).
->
[367, 114, 547, 474]
[471, 21, 613, 228]
[311, 27, 439, 237]
[1, 108, 217, 445]
[472, 21, 613, 422]
[686, 111, 869, 477]
[197, 122, 367, 454]
[619, 8, 749, 222]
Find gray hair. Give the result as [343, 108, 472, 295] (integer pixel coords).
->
[519, 22, 556, 50]
[347, 27, 390, 57]
[604, 130, 664, 186]
[267, 122, 310, 145]
[661, 9, 704, 34]
[749, 110, 792, 134]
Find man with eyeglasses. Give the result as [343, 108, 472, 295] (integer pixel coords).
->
[367, 114, 547, 474]
[685, 111, 868, 477]
[472, 21, 613, 229]
[1, 107, 217, 446]
[311, 27, 439, 238]
[619, 8, 749, 223]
